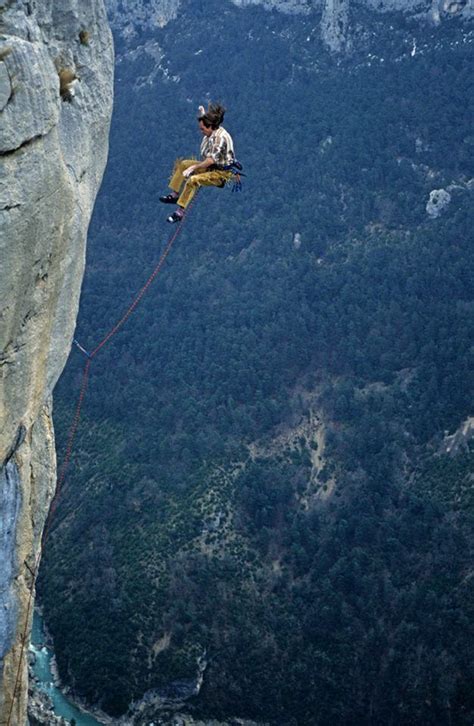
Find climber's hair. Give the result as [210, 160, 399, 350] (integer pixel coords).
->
[199, 103, 226, 130]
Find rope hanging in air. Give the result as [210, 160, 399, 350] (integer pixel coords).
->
[5, 195, 199, 726]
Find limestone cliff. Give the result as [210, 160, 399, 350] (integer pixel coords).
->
[105, 0, 473, 50]
[106, 0, 181, 35]
[0, 1, 113, 723]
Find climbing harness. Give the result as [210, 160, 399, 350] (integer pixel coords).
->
[5, 194, 200, 726]
[223, 159, 245, 192]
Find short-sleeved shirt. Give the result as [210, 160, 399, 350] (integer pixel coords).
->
[200, 126, 235, 167]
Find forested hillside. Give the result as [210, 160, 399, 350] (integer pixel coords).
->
[39, 3, 474, 724]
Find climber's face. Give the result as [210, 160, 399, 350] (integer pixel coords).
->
[199, 119, 213, 137]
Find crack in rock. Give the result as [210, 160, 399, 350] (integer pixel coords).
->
[3, 425, 26, 466]
[0, 60, 12, 111]
[1, 203, 21, 211]
[0, 132, 45, 157]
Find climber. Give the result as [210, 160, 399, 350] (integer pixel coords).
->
[159, 103, 236, 223]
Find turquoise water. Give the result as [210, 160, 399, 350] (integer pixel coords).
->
[30, 611, 104, 726]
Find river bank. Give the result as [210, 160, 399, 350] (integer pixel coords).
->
[29, 610, 106, 726]
[28, 610, 263, 726]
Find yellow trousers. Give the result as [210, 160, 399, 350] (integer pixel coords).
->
[169, 158, 233, 209]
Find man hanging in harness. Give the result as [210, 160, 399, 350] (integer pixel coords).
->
[160, 103, 237, 224]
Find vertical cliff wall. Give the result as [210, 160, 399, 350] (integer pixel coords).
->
[0, 1, 113, 723]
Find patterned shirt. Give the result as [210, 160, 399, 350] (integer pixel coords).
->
[200, 126, 235, 167]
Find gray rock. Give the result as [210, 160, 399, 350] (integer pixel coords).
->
[426, 188, 451, 217]
[363, 0, 426, 10]
[104, 0, 474, 50]
[429, 0, 474, 23]
[230, 0, 311, 14]
[0, 39, 59, 153]
[0, 61, 11, 112]
[106, 0, 181, 36]
[0, 1, 113, 722]
[0, 462, 21, 662]
[321, 0, 350, 52]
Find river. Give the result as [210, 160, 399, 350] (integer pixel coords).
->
[30, 610, 105, 726]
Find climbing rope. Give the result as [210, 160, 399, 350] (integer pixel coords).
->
[5, 196, 198, 726]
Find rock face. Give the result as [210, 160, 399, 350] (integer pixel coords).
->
[105, 0, 474, 47]
[321, 0, 350, 53]
[106, 0, 181, 35]
[0, 1, 113, 723]
[426, 188, 452, 217]
[230, 0, 311, 14]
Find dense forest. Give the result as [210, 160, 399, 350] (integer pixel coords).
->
[39, 3, 474, 724]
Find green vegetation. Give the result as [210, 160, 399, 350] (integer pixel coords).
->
[39, 4, 474, 724]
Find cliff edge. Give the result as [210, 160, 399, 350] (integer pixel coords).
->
[0, 1, 113, 722]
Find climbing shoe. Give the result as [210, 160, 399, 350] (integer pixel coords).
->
[167, 210, 184, 224]
[159, 193, 178, 204]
